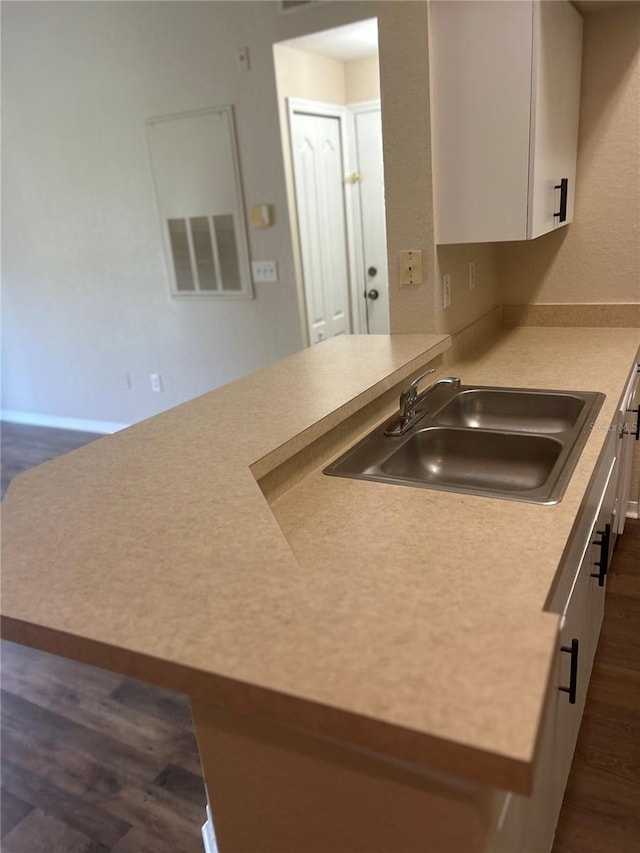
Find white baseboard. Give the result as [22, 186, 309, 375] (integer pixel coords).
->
[201, 806, 219, 853]
[1, 410, 129, 434]
[627, 501, 639, 520]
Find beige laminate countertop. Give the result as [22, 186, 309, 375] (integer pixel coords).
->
[2, 327, 638, 795]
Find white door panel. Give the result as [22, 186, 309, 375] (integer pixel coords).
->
[353, 107, 390, 335]
[291, 111, 351, 345]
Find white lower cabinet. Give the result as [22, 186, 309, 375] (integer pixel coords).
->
[490, 430, 620, 853]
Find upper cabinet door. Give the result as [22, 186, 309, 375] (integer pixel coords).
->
[430, 1, 583, 245]
[528, 1, 583, 239]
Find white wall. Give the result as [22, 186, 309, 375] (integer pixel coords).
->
[273, 44, 348, 105]
[1, 0, 376, 427]
[377, 3, 502, 337]
[345, 55, 381, 104]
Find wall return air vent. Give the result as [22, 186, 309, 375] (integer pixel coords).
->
[146, 105, 253, 299]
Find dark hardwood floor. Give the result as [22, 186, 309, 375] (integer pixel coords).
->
[0, 421, 105, 499]
[1, 422, 639, 852]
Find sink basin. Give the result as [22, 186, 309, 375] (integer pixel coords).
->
[380, 427, 563, 492]
[432, 389, 585, 433]
[324, 385, 605, 504]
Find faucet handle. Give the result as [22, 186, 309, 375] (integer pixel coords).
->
[386, 372, 460, 437]
[401, 367, 436, 407]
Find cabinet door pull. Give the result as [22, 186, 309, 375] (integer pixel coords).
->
[590, 523, 611, 587]
[559, 639, 579, 704]
[621, 409, 640, 440]
[554, 178, 569, 223]
[630, 406, 640, 441]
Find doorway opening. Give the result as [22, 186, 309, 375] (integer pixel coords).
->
[273, 18, 390, 347]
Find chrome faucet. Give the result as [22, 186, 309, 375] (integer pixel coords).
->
[385, 371, 461, 436]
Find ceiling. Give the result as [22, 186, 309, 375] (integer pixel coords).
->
[278, 5, 638, 62]
[277, 18, 378, 61]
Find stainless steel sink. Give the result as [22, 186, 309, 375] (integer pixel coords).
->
[380, 427, 563, 493]
[324, 386, 605, 504]
[433, 389, 585, 433]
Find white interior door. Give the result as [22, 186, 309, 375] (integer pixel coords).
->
[290, 106, 352, 345]
[351, 105, 390, 334]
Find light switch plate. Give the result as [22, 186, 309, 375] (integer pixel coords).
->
[252, 260, 278, 283]
[400, 250, 423, 285]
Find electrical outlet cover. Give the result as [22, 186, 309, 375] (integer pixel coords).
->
[400, 250, 423, 285]
[468, 261, 476, 290]
[443, 273, 451, 309]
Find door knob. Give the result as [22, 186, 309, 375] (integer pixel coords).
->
[367, 266, 377, 277]
[367, 289, 379, 300]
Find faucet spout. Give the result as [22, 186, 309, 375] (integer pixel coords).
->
[385, 374, 462, 436]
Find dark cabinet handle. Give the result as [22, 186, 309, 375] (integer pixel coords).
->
[554, 178, 569, 223]
[367, 289, 379, 301]
[367, 266, 377, 277]
[590, 523, 611, 587]
[632, 366, 640, 440]
[559, 639, 579, 704]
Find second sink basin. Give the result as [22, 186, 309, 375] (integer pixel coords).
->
[380, 427, 563, 493]
[433, 388, 585, 433]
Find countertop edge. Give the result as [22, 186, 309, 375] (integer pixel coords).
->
[0, 613, 548, 795]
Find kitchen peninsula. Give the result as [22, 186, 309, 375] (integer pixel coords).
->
[2, 326, 639, 853]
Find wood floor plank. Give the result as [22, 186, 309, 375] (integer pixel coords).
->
[1, 655, 196, 761]
[585, 661, 640, 714]
[111, 824, 203, 853]
[0, 787, 34, 839]
[1, 723, 205, 828]
[550, 805, 640, 853]
[606, 527, 640, 598]
[109, 680, 195, 729]
[2, 639, 125, 690]
[1, 689, 168, 782]
[1, 808, 111, 853]
[153, 762, 208, 807]
[576, 698, 640, 763]
[595, 594, 640, 672]
[1, 640, 125, 700]
[168, 730, 207, 778]
[1, 724, 124, 805]
[1, 422, 101, 499]
[96, 783, 206, 851]
[1, 757, 131, 848]
[562, 760, 640, 826]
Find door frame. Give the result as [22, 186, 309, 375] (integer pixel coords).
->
[287, 98, 365, 340]
[346, 99, 385, 335]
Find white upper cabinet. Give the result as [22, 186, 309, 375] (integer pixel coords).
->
[429, 1, 583, 244]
